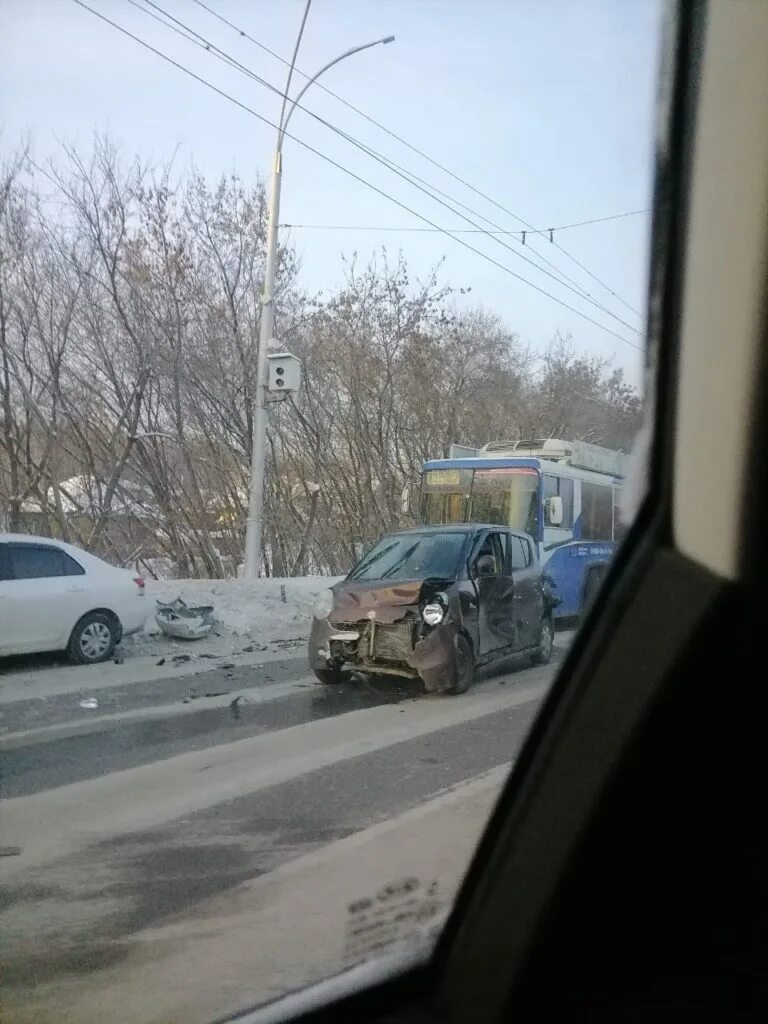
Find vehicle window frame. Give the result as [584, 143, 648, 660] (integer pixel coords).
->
[510, 534, 530, 572]
[469, 530, 499, 577]
[493, 531, 510, 574]
[7, 543, 86, 580]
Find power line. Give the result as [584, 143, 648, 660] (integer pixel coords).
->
[128, 0, 642, 336]
[190, 0, 644, 318]
[183, 0, 627, 317]
[279, 210, 648, 235]
[133, 0, 622, 322]
[69, 0, 642, 352]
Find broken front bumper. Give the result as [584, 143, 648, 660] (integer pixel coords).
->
[308, 615, 457, 691]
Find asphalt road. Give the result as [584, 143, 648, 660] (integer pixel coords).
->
[0, 643, 567, 1008]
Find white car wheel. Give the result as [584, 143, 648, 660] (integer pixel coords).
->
[69, 612, 118, 664]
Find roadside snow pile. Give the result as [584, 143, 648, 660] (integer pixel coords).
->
[122, 576, 343, 659]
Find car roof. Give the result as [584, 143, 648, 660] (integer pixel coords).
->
[393, 523, 529, 537]
[0, 532, 72, 546]
[0, 532, 111, 569]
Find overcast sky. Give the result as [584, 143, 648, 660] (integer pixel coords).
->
[1, 0, 662, 385]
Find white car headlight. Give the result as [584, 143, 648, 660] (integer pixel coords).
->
[314, 588, 335, 619]
[422, 602, 445, 626]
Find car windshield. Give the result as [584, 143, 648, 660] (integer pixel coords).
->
[348, 532, 466, 582]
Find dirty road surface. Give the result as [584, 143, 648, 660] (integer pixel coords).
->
[0, 637, 570, 1021]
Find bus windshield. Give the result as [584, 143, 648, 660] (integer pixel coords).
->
[420, 467, 539, 535]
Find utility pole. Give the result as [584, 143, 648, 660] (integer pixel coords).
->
[242, 34, 395, 578]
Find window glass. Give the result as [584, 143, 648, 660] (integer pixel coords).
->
[0, 546, 12, 581]
[420, 469, 474, 524]
[510, 536, 529, 571]
[470, 469, 540, 535]
[8, 544, 84, 579]
[348, 532, 466, 581]
[559, 478, 575, 527]
[581, 483, 614, 541]
[544, 475, 574, 528]
[494, 532, 509, 572]
[613, 487, 627, 542]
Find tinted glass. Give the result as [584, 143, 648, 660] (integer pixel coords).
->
[9, 544, 85, 579]
[348, 532, 466, 581]
[581, 483, 614, 541]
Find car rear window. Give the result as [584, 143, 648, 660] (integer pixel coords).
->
[8, 544, 86, 579]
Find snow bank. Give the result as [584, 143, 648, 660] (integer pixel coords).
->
[141, 576, 343, 645]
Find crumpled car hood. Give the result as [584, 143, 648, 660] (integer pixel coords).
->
[330, 579, 435, 624]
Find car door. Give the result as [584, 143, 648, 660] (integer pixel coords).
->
[471, 530, 517, 657]
[5, 543, 88, 653]
[510, 533, 544, 649]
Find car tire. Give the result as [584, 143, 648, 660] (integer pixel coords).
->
[531, 615, 555, 666]
[448, 634, 475, 695]
[68, 611, 119, 665]
[313, 667, 352, 685]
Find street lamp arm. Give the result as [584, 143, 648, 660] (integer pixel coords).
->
[242, 32, 394, 578]
[279, 36, 395, 149]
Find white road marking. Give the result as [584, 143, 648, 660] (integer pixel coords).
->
[0, 670, 552, 878]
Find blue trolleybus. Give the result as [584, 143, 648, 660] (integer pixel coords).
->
[419, 439, 627, 621]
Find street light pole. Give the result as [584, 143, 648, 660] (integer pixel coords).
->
[242, 34, 395, 578]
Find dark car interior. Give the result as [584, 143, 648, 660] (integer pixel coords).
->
[225, 2, 767, 1021]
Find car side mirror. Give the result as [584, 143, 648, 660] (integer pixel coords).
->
[474, 554, 496, 577]
[545, 495, 563, 527]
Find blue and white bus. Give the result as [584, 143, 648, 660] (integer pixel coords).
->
[419, 439, 627, 620]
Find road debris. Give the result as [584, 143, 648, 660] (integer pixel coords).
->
[155, 597, 216, 640]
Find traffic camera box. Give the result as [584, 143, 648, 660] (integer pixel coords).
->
[267, 352, 301, 394]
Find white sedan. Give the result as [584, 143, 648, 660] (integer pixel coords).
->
[0, 533, 147, 663]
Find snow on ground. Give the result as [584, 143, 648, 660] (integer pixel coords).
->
[122, 576, 343, 660]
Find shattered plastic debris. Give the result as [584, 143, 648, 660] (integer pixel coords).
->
[155, 597, 215, 640]
[79, 697, 98, 710]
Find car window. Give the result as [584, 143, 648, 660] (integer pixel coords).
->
[494, 532, 509, 573]
[470, 531, 501, 575]
[8, 544, 86, 579]
[510, 536, 530, 571]
[0, 545, 12, 581]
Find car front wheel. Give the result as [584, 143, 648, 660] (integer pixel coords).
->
[448, 634, 475, 695]
[68, 611, 119, 664]
[531, 615, 554, 666]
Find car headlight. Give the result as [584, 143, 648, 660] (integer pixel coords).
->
[422, 602, 445, 626]
[314, 588, 335, 619]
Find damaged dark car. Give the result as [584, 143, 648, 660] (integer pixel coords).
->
[309, 524, 557, 695]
